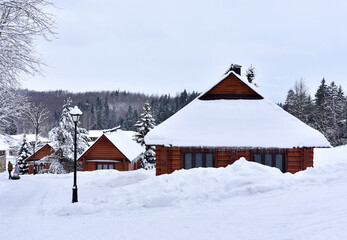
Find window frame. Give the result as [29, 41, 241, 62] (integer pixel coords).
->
[251, 149, 287, 172]
[97, 162, 115, 170]
[181, 148, 216, 169]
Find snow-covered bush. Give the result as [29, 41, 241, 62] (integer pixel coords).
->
[48, 160, 66, 174]
[49, 98, 90, 172]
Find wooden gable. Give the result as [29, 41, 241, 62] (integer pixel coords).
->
[199, 72, 263, 100]
[25, 144, 54, 162]
[78, 135, 129, 162]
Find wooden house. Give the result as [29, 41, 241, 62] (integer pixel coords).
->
[25, 144, 54, 174]
[145, 65, 331, 176]
[78, 130, 144, 171]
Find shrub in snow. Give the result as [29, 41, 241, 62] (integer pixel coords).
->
[48, 160, 66, 174]
[134, 101, 156, 169]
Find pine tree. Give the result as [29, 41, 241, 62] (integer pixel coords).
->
[134, 101, 156, 169]
[48, 98, 90, 172]
[17, 134, 30, 174]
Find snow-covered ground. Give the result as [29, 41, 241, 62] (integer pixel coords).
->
[1, 147, 347, 240]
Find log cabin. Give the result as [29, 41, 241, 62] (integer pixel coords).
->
[78, 130, 144, 171]
[25, 144, 54, 174]
[145, 64, 331, 176]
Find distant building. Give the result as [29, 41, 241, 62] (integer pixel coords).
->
[145, 65, 331, 176]
[78, 130, 143, 171]
[25, 144, 54, 174]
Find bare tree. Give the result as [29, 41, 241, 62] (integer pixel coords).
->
[0, 0, 56, 87]
[0, 87, 28, 132]
[25, 101, 49, 145]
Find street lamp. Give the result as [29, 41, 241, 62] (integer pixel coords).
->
[69, 106, 82, 203]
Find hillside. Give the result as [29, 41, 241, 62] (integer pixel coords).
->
[16, 89, 199, 136]
[0, 147, 346, 239]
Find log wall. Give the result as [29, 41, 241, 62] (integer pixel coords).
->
[155, 146, 314, 176]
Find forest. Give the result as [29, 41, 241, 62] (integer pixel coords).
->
[11, 89, 200, 137]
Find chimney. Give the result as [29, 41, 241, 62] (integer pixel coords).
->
[225, 64, 242, 76]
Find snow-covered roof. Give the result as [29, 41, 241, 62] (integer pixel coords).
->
[145, 71, 331, 148]
[104, 130, 144, 162]
[87, 130, 104, 139]
[11, 134, 49, 144]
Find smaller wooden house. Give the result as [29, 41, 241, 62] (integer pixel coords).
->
[78, 130, 144, 171]
[25, 144, 54, 174]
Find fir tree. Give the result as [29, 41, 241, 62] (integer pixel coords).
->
[17, 134, 30, 174]
[49, 98, 90, 172]
[134, 101, 156, 169]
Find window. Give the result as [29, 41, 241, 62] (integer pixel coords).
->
[184, 152, 214, 169]
[252, 152, 285, 172]
[97, 163, 114, 170]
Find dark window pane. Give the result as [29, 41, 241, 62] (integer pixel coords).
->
[275, 154, 284, 172]
[265, 154, 272, 166]
[109, 164, 114, 169]
[103, 164, 108, 169]
[254, 154, 262, 164]
[196, 153, 203, 167]
[185, 153, 192, 169]
[206, 154, 213, 167]
[97, 164, 102, 170]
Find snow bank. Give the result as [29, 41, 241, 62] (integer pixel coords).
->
[36, 150, 346, 217]
[2, 147, 347, 240]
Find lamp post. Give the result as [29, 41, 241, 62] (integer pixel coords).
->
[33, 143, 36, 175]
[69, 106, 82, 203]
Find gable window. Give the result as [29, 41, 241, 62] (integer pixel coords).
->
[252, 152, 285, 172]
[184, 153, 214, 169]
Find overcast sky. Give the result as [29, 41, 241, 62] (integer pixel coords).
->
[22, 0, 347, 103]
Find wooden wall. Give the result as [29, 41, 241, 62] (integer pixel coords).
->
[155, 146, 314, 176]
[199, 73, 263, 100]
[25, 144, 54, 162]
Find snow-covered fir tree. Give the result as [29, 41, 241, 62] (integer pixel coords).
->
[49, 98, 90, 173]
[17, 134, 30, 174]
[134, 101, 156, 169]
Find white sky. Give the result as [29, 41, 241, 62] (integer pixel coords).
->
[22, 0, 347, 103]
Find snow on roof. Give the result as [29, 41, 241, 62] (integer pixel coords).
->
[88, 130, 104, 139]
[11, 134, 49, 144]
[145, 71, 331, 148]
[104, 130, 144, 162]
